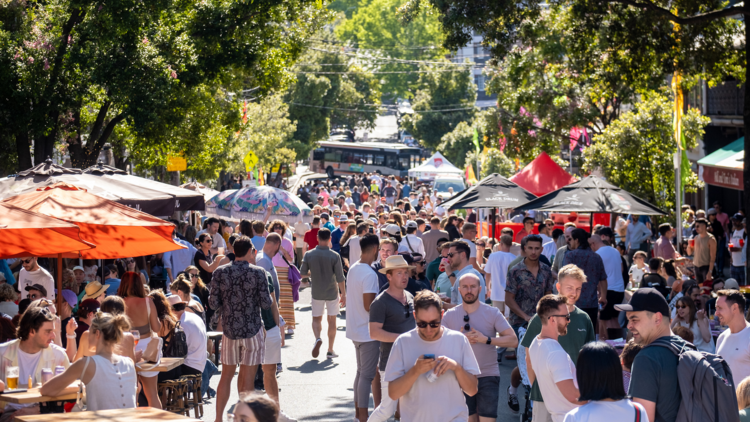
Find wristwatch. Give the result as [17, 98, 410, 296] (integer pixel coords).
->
[486, 336, 492, 345]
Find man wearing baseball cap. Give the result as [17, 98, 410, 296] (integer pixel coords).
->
[331, 215, 348, 254]
[729, 213, 746, 285]
[615, 288, 691, 422]
[24, 284, 48, 301]
[398, 221, 425, 258]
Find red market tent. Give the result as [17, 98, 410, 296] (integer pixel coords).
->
[510, 152, 578, 197]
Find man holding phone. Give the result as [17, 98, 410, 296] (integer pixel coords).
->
[384, 290, 480, 422]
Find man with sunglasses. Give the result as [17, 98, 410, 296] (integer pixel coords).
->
[18, 256, 55, 301]
[384, 290, 481, 422]
[522, 265, 594, 422]
[515, 217, 536, 243]
[526, 294, 582, 421]
[0, 307, 70, 418]
[442, 274, 517, 422]
[368, 255, 417, 422]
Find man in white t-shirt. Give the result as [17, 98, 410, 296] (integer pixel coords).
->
[346, 223, 368, 267]
[345, 234, 382, 422]
[527, 295, 582, 422]
[399, 221, 426, 257]
[538, 222, 558, 262]
[197, 217, 227, 254]
[460, 223, 483, 273]
[484, 234, 516, 313]
[385, 290, 481, 422]
[715, 289, 750, 384]
[166, 295, 207, 376]
[590, 234, 626, 340]
[17, 257, 55, 301]
[729, 214, 746, 285]
[0, 307, 70, 418]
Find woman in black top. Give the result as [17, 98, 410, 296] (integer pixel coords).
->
[194, 233, 225, 285]
[446, 215, 461, 240]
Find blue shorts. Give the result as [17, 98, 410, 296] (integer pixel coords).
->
[465, 376, 500, 418]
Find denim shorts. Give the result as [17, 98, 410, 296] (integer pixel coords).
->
[465, 376, 500, 418]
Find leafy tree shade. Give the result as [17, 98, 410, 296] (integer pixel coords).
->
[401, 66, 476, 150]
[582, 93, 709, 214]
[0, 0, 331, 171]
[336, 0, 449, 98]
[438, 108, 499, 168]
[285, 30, 381, 158]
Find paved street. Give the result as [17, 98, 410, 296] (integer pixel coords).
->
[204, 287, 527, 421]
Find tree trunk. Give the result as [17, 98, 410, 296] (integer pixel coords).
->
[272, 164, 285, 187]
[744, 22, 749, 272]
[16, 131, 32, 171]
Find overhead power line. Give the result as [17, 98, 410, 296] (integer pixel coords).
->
[309, 38, 441, 50]
[309, 47, 475, 66]
[295, 68, 480, 74]
[288, 102, 476, 113]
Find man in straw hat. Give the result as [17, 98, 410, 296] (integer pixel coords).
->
[79, 280, 108, 304]
[368, 255, 417, 422]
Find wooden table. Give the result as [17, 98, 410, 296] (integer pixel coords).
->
[14, 407, 194, 421]
[207, 331, 222, 366]
[0, 383, 79, 405]
[135, 357, 184, 373]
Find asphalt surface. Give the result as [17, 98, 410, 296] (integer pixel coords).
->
[202, 287, 527, 421]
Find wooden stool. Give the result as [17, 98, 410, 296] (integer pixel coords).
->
[179, 374, 204, 418]
[157, 378, 189, 416]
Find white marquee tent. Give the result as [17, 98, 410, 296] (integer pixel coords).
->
[408, 152, 463, 180]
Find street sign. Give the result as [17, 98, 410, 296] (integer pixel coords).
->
[243, 151, 259, 172]
[167, 155, 187, 171]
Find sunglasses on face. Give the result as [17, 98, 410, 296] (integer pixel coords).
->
[546, 223, 555, 226]
[676, 305, 687, 309]
[416, 320, 441, 328]
[204, 239, 213, 243]
[21, 258, 33, 264]
[125, 259, 134, 264]
[550, 314, 571, 321]
[189, 273, 199, 279]
[447, 253, 455, 258]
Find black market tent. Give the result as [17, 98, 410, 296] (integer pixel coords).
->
[441, 173, 537, 210]
[0, 160, 174, 215]
[514, 175, 666, 215]
[83, 162, 205, 211]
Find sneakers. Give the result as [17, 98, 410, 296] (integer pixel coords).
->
[278, 410, 298, 422]
[312, 338, 323, 358]
[277, 363, 283, 373]
[326, 351, 339, 359]
[286, 328, 295, 335]
[507, 386, 519, 412]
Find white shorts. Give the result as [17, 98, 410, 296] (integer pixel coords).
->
[263, 326, 282, 365]
[311, 298, 339, 317]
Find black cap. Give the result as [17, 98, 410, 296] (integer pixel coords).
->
[615, 288, 670, 315]
[733, 213, 744, 221]
[24, 283, 48, 297]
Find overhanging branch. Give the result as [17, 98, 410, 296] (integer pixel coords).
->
[605, 0, 748, 25]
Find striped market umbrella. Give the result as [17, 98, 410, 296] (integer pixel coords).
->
[207, 186, 311, 223]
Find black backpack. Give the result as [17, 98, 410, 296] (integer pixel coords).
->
[162, 321, 188, 358]
[649, 337, 739, 422]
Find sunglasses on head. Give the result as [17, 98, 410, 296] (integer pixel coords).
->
[416, 320, 441, 328]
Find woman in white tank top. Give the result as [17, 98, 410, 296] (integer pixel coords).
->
[41, 312, 137, 410]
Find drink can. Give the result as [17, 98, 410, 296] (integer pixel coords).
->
[54, 366, 65, 376]
[426, 371, 439, 383]
[41, 368, 53, 384]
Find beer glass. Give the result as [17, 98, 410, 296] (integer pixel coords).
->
[6, 366, 19, 389]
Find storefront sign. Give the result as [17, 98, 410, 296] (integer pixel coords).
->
[700, 165, 743, 190]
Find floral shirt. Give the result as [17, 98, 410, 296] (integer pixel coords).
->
[505, 259, 554, 327]
[562, 247, 607, 309]
[209, 260, 272, 340]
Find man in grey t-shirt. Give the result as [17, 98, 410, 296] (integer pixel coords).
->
[368, 255, 416, 422]
[300, 228, 346, 359]
[256, 233, 281, 302]
[442, 273, 517, 420]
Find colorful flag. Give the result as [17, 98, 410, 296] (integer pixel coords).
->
[472, 128, 480, 153]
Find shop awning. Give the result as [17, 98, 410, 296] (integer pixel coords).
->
[698, 137, 744, 191]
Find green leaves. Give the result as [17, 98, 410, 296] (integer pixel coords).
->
[582, 92, 709, 214]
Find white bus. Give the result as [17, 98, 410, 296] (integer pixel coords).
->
[309, 141, 423, 179]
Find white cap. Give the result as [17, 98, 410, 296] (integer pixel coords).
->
[384, 224, 401, 236]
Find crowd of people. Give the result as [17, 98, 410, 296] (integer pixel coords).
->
[0, 171, 749, 422]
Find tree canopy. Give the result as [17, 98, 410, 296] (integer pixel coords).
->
[0, 0, 332, 172]
[583, 92, 709, 213]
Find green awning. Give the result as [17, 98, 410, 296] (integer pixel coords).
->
[698, 137, 744, 169]
[698, 137, 744, 191]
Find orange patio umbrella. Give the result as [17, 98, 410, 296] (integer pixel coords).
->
[0, 203, 95, 259]
[3, 184, 185, 259]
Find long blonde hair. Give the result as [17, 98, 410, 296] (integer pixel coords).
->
[738, 376, 750, 410]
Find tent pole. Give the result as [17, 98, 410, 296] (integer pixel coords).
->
[56, 254, 63, 310]
[491, 208, 496, 240]
[590, 212, 594, 234]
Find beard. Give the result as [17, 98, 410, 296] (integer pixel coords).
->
[462, 294, 477, 304]
[557, 323, 568, 336]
